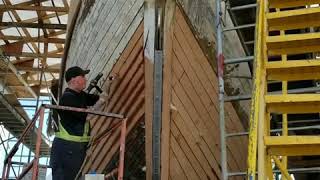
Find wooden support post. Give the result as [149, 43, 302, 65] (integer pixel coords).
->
[144, 1, 175, 180]
[144, 1, 156, 180]
[161, 1, 175, 180]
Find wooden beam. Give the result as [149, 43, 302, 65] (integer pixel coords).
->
[16, 66, 60, 73]
[16, 0, 50, 6]
[21, 12, 67, 24]
[0, 36, 65, 43]
[0, 56, 37, 98]
[0, 5, 69, 12]
[62, 0, 69, 8]
[161, 1, 175, 180]
[27, 79, 53, 84]
[0, 22, 67, 30]
[3, 0, 39, 53]
[0, 12, 67, 31]
[144, 0, 156, 179]
[5, 52, 63, 58]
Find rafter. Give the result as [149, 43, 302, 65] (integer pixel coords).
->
[5, 52, 63, 58]
[3, 0, 39, 53]
[17, 0, 51, 6]
[27, 80, 54, 86]
[0, 36, 65, 43]
[0, 12, 68, 31]
[0, 5, 69, 12]
[62, 0, 69, 8]
[0, 22, 67, 30]
[16, 66, 60, 73]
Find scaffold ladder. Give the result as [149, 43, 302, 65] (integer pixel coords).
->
[247, 0, 320, 180]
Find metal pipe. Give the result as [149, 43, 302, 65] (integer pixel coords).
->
[5, 158, 12, 179]
[224, 56, 254, 65]
[229, 3, 257, 11]
[228, 167, 320, 177]
[43, 104, 124, 119]
[117, 118, 127, 180]
[224, 75, 252, 79]
[227, 125, 320, 137]
[223, 23, 255, 32]
[3, 108, 41, 164]
[216, 0, 227, 179]
[270, 86, 320, 94]
[225, 95, 252, 102]
[32, 108, 45, 180]
[16, 160, 35, 180]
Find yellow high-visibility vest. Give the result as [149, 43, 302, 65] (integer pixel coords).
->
[55, 121, 90, 142]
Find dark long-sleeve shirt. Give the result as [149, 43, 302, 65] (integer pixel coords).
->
[58, 88, 99, 136]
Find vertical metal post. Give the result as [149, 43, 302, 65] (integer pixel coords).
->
[216, 0, 228, 180]
[118, 118, 127, 180]
[153, 3, 164, 180]
[2, 160, 8, 180]
[32, 107, 44, 180]
[5, 158, 12, 180]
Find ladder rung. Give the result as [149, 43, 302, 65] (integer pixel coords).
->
[267, 7, 320, 31]
[268, 0, 320, 9]
[265, 136, 320, 156]
[266, 94, 320, 113]
[244, 40, 254, 45]
[224, 56, 254, 65]
[227, 125, 320, 138]
[224, 95, 251, 102]
[229, 3, 257, 11]
[266, 60, 320, 81]
[228, 167, 320, 177]
[223, 23, 255, 32]
[267, 33, 320, 55]
[228, 171, 246, 177]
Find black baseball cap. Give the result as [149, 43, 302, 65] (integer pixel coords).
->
[65, 66, 90, 82]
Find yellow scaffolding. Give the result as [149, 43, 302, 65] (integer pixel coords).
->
[247, 0, 320, 179]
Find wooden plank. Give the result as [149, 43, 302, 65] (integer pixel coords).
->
[171, 90, 222, 177]
[91, 52, 144, 141]
[93, 100, 145, 172]
[88, 1, 144, 80]
[169, 149, 188, 180]
[161, 1, 175, 179]
[144, 0, 156, 179]
[172, 53, 184, 85]
[170, 133, 200, 180]
[0, 36, 65, 43]
[81, 0, 139, 69]
[0, 22, 66, 29]
[83, 58, 144, 172]
[172, 58, 220, 162]
[5, 52, 63, 58]
[83, 80, 144, 173]
[173, 49, 245, 169]
[91, 10, 143, 82]
[69, 0, 119, 64]
[92, 64, 144, 134]
[174, 8, 218, 93]
[85, 53, 144, 163]
[171, 120, 217, 180]
[91, 92, 144, 172]
[173, 9, 247, 167]
[0, 5, 69, 12]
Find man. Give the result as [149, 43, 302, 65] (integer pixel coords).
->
[50, 66, 103, 180]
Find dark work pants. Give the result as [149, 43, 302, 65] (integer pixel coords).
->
[50, 137, 88, 180]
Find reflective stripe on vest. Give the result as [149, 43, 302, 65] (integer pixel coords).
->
[55, 121, 90, 142]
